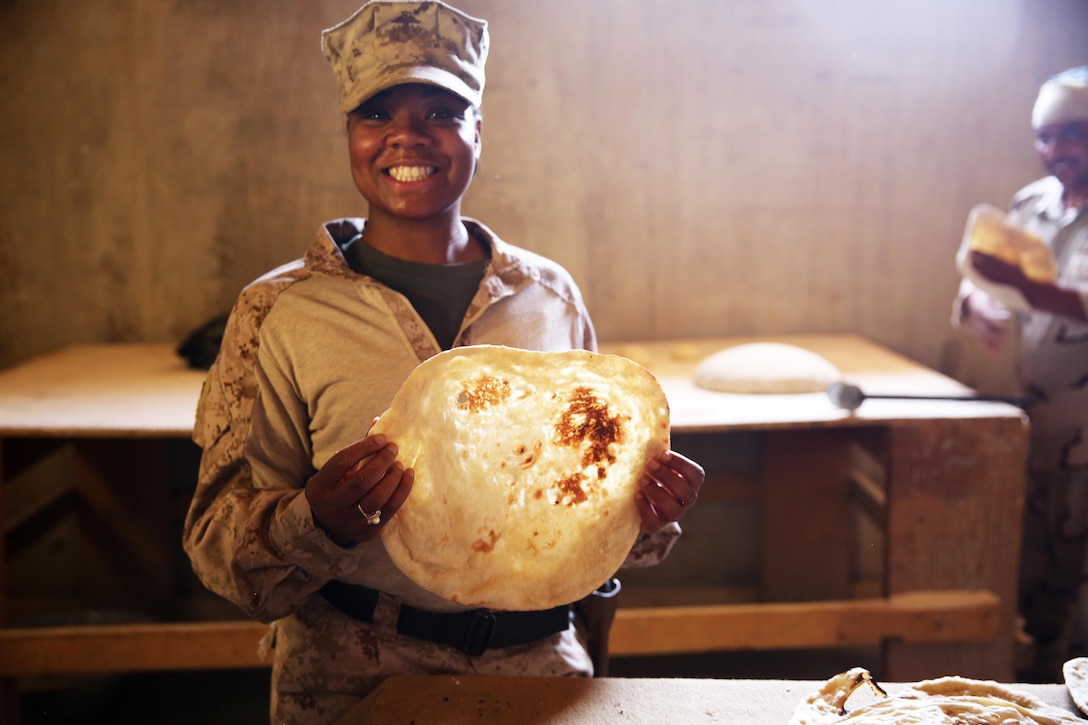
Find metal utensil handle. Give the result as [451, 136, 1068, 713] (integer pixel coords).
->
[864, 392, 1037, 407]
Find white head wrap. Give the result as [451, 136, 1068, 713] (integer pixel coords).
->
[1032, 66, 1088, 129]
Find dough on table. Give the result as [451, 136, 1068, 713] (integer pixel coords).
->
[692, 342, 841, 394]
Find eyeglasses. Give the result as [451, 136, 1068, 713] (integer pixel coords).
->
[1035, 123, 1088, 150]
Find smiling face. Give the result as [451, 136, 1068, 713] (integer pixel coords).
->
[1035, 120, 1088, 195]
[346, 83, 481, 225]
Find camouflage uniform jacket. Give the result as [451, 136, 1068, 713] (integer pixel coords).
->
[182, 217, 680, 721]
[955, 177, 1088, 471]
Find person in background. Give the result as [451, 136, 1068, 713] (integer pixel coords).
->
[182, 2, 705, 723]
[954, 66, 1088, 682]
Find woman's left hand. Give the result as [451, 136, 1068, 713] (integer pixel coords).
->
[635, 449, 705, 534]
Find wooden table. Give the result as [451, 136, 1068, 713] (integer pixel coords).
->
[333, 675, 1080, 724]
[0, 344, 269, 717]
[0, 336, 1029, 687]
[597, 335, 1029, 682]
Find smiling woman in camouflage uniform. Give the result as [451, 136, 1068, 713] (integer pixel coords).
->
[955, 66, 1088, 682]
[181, 2, 705, 723]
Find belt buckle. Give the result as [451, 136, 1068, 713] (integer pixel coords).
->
[462, 611, 497, 656]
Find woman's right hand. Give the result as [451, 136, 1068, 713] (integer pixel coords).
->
[305, 434, 414, 547]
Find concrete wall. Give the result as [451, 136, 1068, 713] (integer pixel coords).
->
[2, 0, 1086, 390]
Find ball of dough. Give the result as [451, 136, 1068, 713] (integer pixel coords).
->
[692, 342, 840, 394]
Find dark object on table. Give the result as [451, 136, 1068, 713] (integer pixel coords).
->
[177, 314, 229, 369]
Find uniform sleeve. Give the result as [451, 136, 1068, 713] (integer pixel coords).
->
[951, 276, 977, 328]
[620, 524, 682, 568]
[182, 284, 370, 623]
[582, 311, 599, 353]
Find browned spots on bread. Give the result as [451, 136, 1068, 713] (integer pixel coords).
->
[471, 529, 500, 553]
[515, 441, 541, 467]
[554, 386, 624, 472]
[555, 473, 588, 506]
[457, 374, 511, 412]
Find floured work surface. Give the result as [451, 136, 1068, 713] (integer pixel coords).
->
[373, 345, 670, 611]
[0, 343, 205, 436]
[334, 675, 1081, 725]
[602, 335, 1026, 431]
[788, 667, 1083, 724]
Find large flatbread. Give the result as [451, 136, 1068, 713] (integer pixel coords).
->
[692, 342, 841, 394]
[956, 203, 1059, 312]
[372, 345, 670, 611]
[789, 667, 1082, 724]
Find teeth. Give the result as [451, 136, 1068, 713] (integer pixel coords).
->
[388, 165, 436, 182]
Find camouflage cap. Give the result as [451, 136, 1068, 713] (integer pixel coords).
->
[321, 1, 489, 113]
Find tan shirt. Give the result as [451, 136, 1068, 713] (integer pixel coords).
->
[183, 217, 680, 621]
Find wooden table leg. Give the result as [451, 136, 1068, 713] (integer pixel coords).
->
[71, 440, 175, 614]
[883, 415, 1029, 681]
[0, 440, 21, 723]
[762, 429, 856, 602]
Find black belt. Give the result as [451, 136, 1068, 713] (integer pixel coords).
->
[320, 580, 571, 657]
